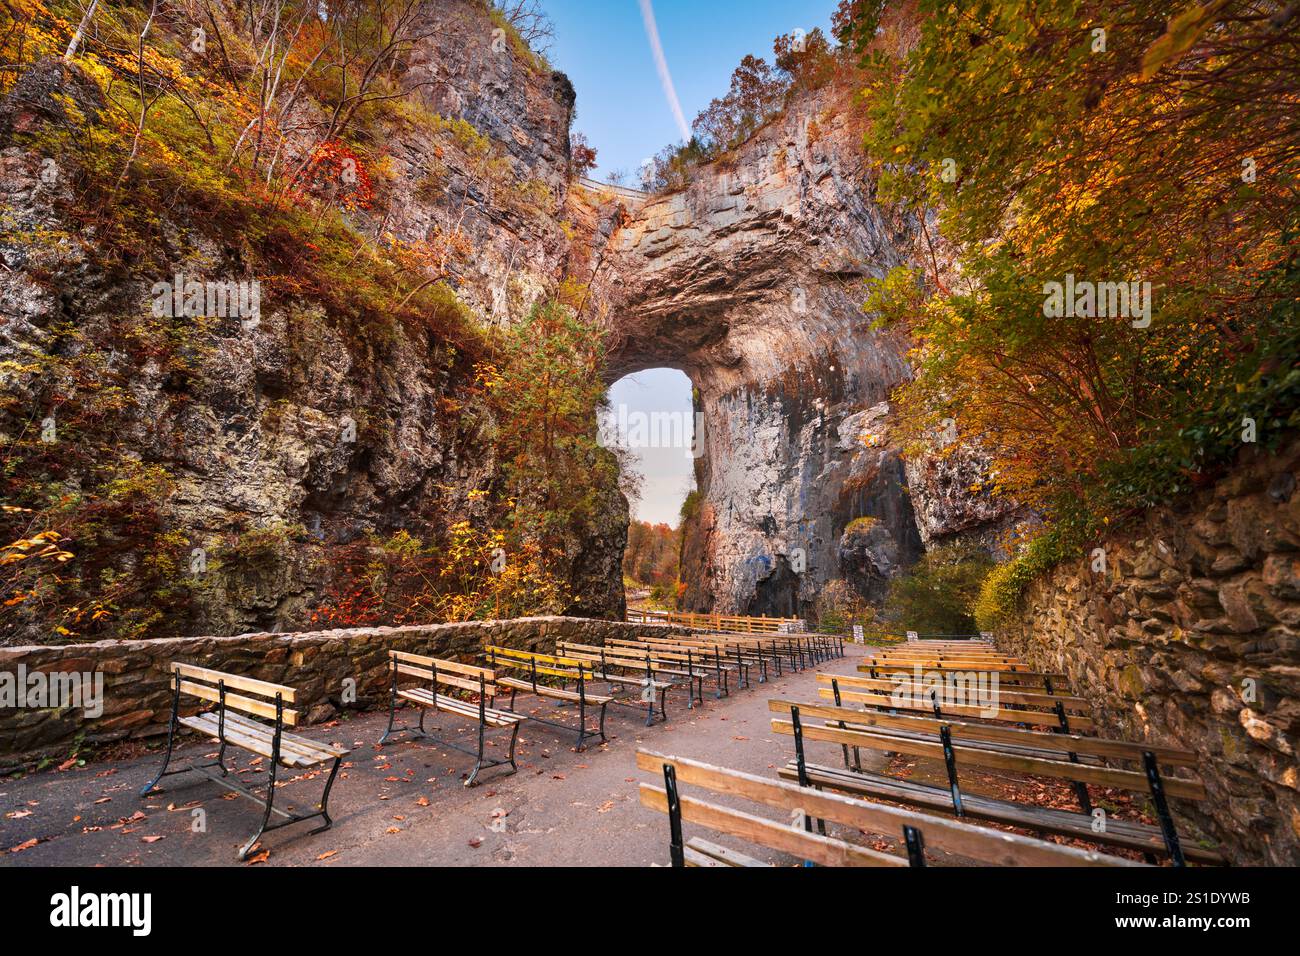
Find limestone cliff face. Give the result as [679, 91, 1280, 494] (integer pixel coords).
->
[600, 88, 931, 615]
[1, 2, 1004, 640]
[0, 0, 625, 641]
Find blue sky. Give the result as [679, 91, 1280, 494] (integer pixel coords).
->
[546, 0, 835, 181]
[547, 1, 835, 525]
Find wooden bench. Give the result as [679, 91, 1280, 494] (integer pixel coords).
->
[692, 630, 838, 670]
[637, 750, 1142, 867]
[615, 633, 783, 688]
[139, 662, 349, 860]
[484, 646, 613, 749]
[556, 640, 689, 713]
[378, 650, 523, 787]
[770, 701, 1224, 865]
[607, 637, 740, 697]
[823, 670, 1090, 727]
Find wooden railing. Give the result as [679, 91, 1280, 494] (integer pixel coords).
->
[626, 608, 805, 634]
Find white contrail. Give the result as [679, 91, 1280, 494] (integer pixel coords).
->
[638, 0, 691, 141]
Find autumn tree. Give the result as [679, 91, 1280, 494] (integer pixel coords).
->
[569, 130, 597, 178]
[844, 0, 1300, 618]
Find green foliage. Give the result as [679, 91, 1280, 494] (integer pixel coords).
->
[974, 524, 1083, 630]
[679, 488, 702, 523]
[884, 542, 993, 636]
[478, 301, 618, 549]
[646, 26, 845, 191]
[485, 2, 553, 74]
[843, 515, 879, 535]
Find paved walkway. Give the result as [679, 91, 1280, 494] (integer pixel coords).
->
[2, 645, 876, 867]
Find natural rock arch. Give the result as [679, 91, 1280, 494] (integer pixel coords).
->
[593, 95, 930, 616]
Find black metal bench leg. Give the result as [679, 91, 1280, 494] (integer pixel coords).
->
[506, 723, 520, 774]
[574, 682, 589, 751]
[238, 759, 280, 861]
[598, 702, 608, 743]
[378, 668, 400, 745]
[140, 677, 181, 797]
[466, 714, 489, 788]
[308, 756, 343, 834]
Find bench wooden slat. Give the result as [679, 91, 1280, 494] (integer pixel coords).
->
[177, 679, 299, 726]
[486, 642, 592, 671]
[179, 714, 336, 768]
[686, 837, 768, 867]
[390, 649, 494, 681]
[780, 762, 1222, 865]
[639, 750, 1141, 867]
[497, 675, 613, 705]
[219, 710, 348, 759]
[398, 687, 522, 727]
[818, 686, 1095, 732]
[488, 657, 590, 682]
[773, 719, 1206, 800]
[683, 844, 733, 867]
[568, 641, 734, 674]
[640, 784, 907, 868]
[171, 663, 296, 702]
[393, 663, 491, 696]
[827, 673, 1090, 712]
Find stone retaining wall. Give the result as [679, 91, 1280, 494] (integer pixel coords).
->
[998, 440, 1300, 865]
[0, 617, 691, 770]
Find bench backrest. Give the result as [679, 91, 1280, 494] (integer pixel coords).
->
[637, 750, 1140, 867]
[817, 683, 1094, 732]
[608, 637, 725, 659]
[600, 639, 707, 661]
[389, 650, 499, 697]
[170, 662, 299, 726]
[770, 698, 1196, 767]
[483, 645, 596, 681]
[557, 640, 669, 662]
[822, 671, 1090, 716]
[771, 711, 1206, 801]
